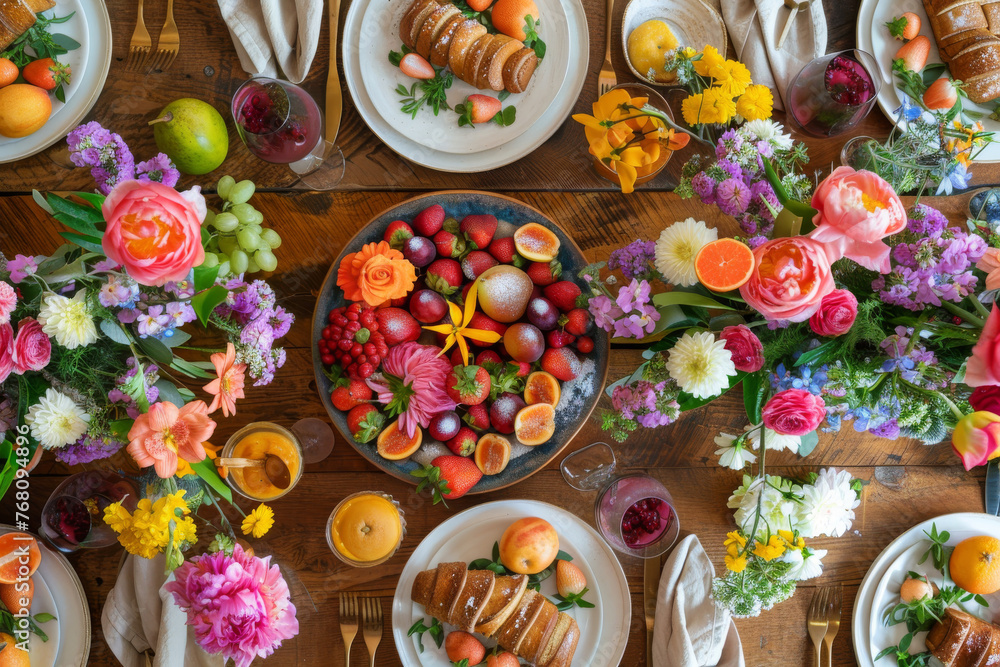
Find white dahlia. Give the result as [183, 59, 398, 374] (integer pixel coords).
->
[665, 331, 736, 399]
[25, 388, 90, 449]
[745, 424, 801, 453]
[653, 218, 718, 286]
[796, 468, 860, 538]
[38, 291, 99, 349]
[714, 433, 756, 471]
[781, 546, 827, 581]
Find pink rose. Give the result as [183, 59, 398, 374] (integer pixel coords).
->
[809, 289, 858, 337]
[101, 180, 207, 287]
[762, 389, 826, 436]
[966, 305, 1000, 387]
[0, 282, 15, 325]
[971, 386, 1000, 414]
[739, 237, 835, 323]
[0, 323, 13, 383]
[12, 317, 51, 374]
[809, 166, 906, 273]
[720, 324, 764, 372]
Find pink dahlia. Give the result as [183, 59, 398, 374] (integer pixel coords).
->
[366, 342, 456, 437]
[165, 543, 298, 667]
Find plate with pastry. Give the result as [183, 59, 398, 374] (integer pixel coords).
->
[392, 499, 630, 667]
[0, 0, 112, 163]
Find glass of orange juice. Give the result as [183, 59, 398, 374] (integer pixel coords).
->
[222, 422, 304, 501]
[327, 491, 406, 568]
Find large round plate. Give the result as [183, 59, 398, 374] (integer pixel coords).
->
[0, 525, 90, 666]
[0, 0, 112, 164]
[391, 499, 631, 666]
[852, 513, 1000, 667]
[311, 191, 609, 494]
[857, 0, 1000, 163]
[343, 0, 588, 172]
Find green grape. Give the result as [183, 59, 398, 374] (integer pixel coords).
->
[246, 257, 260, 274]
[216, 252, 230, 267]
[247, 224, 263, 236]
[229, 180, 255, 205]
[254, 249, 278, 272]
[237, 228, 260, 251]
[213, 212, 240, 233]
[247, 208, 264, 225]
[218, 235, 239, 255]
[203, 209, 216, 228]
[206, 237, 219, 252]
[230, 203, 256, 225]
[217, 175, 236, 200]
[230, 249, 249, 274]
[260, 229, 282, 249]
[200, 253, 219, 268]
[217, 260, 231, 277]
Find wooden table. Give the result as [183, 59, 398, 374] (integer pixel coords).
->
[0, 0, 993, 665]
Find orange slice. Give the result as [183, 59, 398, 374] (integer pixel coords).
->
[0, 533, 40, 585]
[694, 238, 755, 292]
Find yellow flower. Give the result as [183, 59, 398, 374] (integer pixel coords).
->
[693, 45, 725, 77]
[723, 530, 747, 558]
[778, 529, 805, 550]
[725, 553, 748, 572]
[423, 281, 503, 364]
[753, 535, 786, 561]
[736, 84, 774, 121]
[713, 60, 752, 98]
[682, 88, 736, 125]
[680, 46, 697, 59]
[572, 88, 634, 130]
[242, 503, 275, 538]
[103, 490, 197, 559]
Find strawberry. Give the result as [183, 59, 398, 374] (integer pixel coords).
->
[460, 213, 498, 250]
[541, 347, 580, 381]
[412, 204, 446, 237]
[574, 335, 594, 354]
[475, 350, 502, 366]
[331, 379, 372, 411]
[894, 35, 929, 72]
[924, 77, 959, 110]
[512, 361, 530, 377]
[447, 365, 491, 405]
[457, 94, 501, 126]
[413, 455, 483, 504]
[463, 403, 491, 431]
[461, 250, 498, 281]
[346, 404, 384, 443]
[0, 579, 33, 615]
[543, 280, 582, 312]
[490, 392, 526, 434]
[486, 653, 520, 667]
[374, 307, 422, 346]
[445, 631, 486, 664]
[383, 220, 413, 250]
[425, 258, 462, 296]
[450, 347, 465, 366]
[526, 260, 562, 286]
[399, 52, 435, 79]
[486, 236, 525, 266]
[556, 560, 587, 597]
[467, 312, 507, 343]
[433, 229, 466, 258]
[564, 308, 593, 336]
[447, 426, 479, 456]
[547, 329, 576, 349]
[886, 12, 920, 40]
[23, 57, 71, 91]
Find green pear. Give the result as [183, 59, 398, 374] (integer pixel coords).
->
[150, 98, 229, 175]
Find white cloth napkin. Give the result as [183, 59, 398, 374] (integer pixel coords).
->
[652, 534, 745, 667]
[102, 553, 223, 667]
[217, 0, 324, 84]
[716, 0, 827, 110]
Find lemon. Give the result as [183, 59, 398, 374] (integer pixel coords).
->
[627, 20, 679, 83]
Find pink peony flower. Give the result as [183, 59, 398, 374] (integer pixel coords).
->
[0, 323, 13, 383]
[101, 180, 207, 287]
[0, 282, 15, 325]
[809, 166, 906, 273]
[719, 324, 764, 372]
[971, 386, 1000, 414]
[12, 317, 51, 374]
[977, 248, 1000, 291]
[165, 543, 298, 667]
[366, 342, 457, 438]
[739, 237, 835, 322]
[762, 389, 826, 436]
[952, 411, 1000, 470]
[809, 289, 858, 337]
[127, 400, 216, 478]
[966, 305, 1000, 387]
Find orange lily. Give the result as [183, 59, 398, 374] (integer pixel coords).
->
[423, 282, 502, 365]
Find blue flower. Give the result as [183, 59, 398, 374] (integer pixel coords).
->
[893, 96, 922, 123]
[936, 162, 972, 195]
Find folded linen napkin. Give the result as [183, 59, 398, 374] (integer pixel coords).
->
[652, 534, 745, 667]
[102, 553, 222, 667]
[715, 0, 827, 110]
[217, 0, 324, 84]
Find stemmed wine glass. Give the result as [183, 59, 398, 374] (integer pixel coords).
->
[232, 77, 345, 190]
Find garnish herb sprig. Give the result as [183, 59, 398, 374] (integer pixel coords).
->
[407, 617, 444, 653]
[1, 12, 79, 68]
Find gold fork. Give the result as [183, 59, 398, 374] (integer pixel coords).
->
[362, 596, 384, 667]
[806, 587, 829, 667]
[339, 592, 359, 667]
[823, 585, 843, 666]
[147, 0, 179, 72]
[597, 0, 617, 96]
[125, 0, 152, 71]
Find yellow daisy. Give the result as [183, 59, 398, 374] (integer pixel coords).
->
[242, 503, 275, 538]
[753, 534, 786, 561]
[736, 84, 774, 121]
[692, 45, 726, 77]
[725, 553, 748, 573]
[714, 60, 752, 98]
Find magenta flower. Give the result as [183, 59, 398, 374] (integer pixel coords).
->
[7, 255, 44, 284]
[367, 342, 456, 437]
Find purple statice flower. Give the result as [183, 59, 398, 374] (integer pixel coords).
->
[7, 254, 45, 283]
[715, 178, 752, 216]
[231, 281, 277, 324]
[67, 121, 135, 195]
[906, 204, 948, 236]
[98, 275, 138, 308]
[691, 171, 716, 200]
[135, 153, 180, 187]
[241, 316, 275, 352]
[588, 294, 624, 332]
[267, 306, 294, 339]
[870, 419, 900, 439]
[716, 159, 743, 182]
[716, 130, 743, 160]
[53, 433, 125, 465]
[136, 305, 171, 337]
[611, 380, 679, 428]
[608, 240, 656, 280]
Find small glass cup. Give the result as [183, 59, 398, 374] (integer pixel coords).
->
[327, 491, 406, 568]
[40, 471, 138, 553]
[787, 49, 882, 137]
[222, 422, 304, 501]
[590, 83, 675, 189]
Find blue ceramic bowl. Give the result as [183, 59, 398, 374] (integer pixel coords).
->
[311, 191, 609, 494]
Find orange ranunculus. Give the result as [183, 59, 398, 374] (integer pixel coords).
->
[336, 241, 417, 307]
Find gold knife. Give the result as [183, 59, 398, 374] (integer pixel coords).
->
[644, 555, 660, 665]
[325, 0, 344, 145]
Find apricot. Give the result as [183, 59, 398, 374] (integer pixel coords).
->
[376, 420, 422, 460]
[475, 433, 511, 475]
[513, 222, 560, 262]
[524, 371, 561, 406]
[513, 403, 555, 446]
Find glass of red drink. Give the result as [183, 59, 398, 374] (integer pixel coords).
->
[787, 49, 882, 138]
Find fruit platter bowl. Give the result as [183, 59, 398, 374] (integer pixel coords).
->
[312, 191, 609, 496]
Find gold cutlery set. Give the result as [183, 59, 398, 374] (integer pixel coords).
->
[807, 585, 843, 667]
[125, 0, 179, 72]
[340, 592, 385, 666]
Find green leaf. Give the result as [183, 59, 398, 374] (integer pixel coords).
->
[677, 371, 748, 411]
[170, 357, 216, 379]
[32, 189, 54, 214]
[794, 340, 837, 367]
[73, 191, 106, 209]
[154, 380, 187, 408]
[652, 291, 736, 311]
[191, 458, 232, 503]
[109, 418, 133, 441]
[798, 430, 819, 457]
[0, 441, 17, 503]
[138, 335, 174, 365]
[193, 264, 220, 292]
[32, 613, 55, 623]
[743, 371, 768, 424]
[162, 330, 191, 348]
[100, 319, 132, 345]
[50, 33, 79, 50]
[59, 231, 104, 254]
[46, 192, 104, 235]
[191, 285, 228, 327]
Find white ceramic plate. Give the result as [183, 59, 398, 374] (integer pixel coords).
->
[343, 0, 588, 172]
[392, 499, 631, 666]
[852, 513, 1000, 667]
[358, 0, 571, 154]
[0, 0, 112, 164]
[620, 0, 726, 85]
[0, 525, 90, 666]
[857, 0, 1000, 162]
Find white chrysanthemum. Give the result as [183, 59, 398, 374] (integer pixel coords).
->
[728, 475, 801, 540]
[653, 218, 718, 286]
[714, 433, 756, 470]
[745, 424, 801, 453]
[665, 331, 736, 399]
[742, 119, 794, 150]
[25, 388, 90, 449]
[781, 547, 827, 581]
[38, 291, 99, 349]
[796, 468, 860, 538]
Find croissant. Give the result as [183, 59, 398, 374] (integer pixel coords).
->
[925, 608, 1000, 666]
[411, 562, 580, 667]
[923, 0, 1000, 103]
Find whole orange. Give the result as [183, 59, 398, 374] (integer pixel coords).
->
[491, 0, 539, 40]
[0, 58, 18, 88]
[0, 84, 52, 138]
[950, 535, 1000, 594]
[0, 632, 30, 667]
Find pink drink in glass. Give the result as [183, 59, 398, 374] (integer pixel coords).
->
[596, 473, 678, 557]
[788, 50, 880, 137]
[233, 79, 323, 164]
